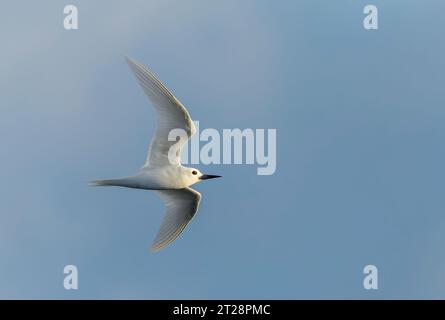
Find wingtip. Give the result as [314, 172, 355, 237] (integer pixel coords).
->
[125, 56, 137, 66]
[149, 245, 162, 253]
[150, 240, 173, 253]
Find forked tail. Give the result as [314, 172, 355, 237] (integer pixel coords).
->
[89, 179, 119, 187]
[89, 176, 142, 189]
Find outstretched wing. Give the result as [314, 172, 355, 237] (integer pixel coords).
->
[151, 187, 201, 252]
[126, 57, 196, 167]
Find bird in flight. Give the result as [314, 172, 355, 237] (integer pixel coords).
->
[91, 57, 221, 252]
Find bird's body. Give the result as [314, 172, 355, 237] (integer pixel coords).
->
[93, 166, 198, 190]
[91, 57, 221, 252]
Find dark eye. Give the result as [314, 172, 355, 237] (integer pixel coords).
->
[192, 170, 197, 175]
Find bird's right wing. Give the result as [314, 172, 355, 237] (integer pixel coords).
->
[126, 57, 196, 167]
[151, 187, 201, 252]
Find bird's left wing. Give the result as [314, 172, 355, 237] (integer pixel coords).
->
[151, 187, 201, 252]
[126, 57, 196, 168]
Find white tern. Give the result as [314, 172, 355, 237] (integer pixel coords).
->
[91, 57, 221, 252]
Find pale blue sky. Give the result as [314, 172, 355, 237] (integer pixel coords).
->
[1, 0, 445, 299]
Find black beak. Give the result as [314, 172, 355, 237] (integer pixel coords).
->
[200, 174, 222, 180]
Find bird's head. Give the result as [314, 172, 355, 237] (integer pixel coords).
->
[185, 168, 221, 185]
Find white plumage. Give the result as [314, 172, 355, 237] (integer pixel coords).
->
[91, 57, 221, 252]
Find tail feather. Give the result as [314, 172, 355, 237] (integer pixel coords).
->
[89, 179, 118, 187]
[89, 177, 139, 188]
